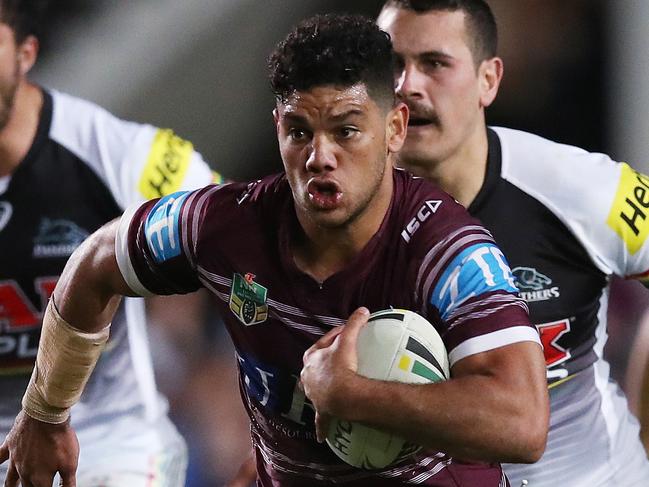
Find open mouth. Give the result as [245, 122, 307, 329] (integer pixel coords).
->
[307, 178, 343, 210]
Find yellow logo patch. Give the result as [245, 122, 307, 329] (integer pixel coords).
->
[607, 163, 649, 255]
[138, 129, 193, 199]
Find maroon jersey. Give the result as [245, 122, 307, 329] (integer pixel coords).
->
[116, 169, 537, 486]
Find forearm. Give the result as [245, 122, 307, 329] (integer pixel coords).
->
[54, 219, 135, 331]
[336, 342, 548, 463]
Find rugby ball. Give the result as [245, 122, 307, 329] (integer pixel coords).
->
[326, 309, 449, 469]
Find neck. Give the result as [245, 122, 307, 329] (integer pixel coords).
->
[293, 169, 393, 283]
[406, 124, 489, 208]
[0, 81, 42, 177]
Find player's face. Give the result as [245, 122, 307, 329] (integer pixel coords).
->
[275, 83, 406, 231]
[0, 24, 22, 130]
[377, 7, 496, 171]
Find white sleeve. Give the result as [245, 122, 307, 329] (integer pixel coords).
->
[49, 90, 217, 209]
[495, 127, 649, 280]
[114, 203, 155, 297]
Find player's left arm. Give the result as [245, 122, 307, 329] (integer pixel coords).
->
[302, 309, 548, 463]
[302, 232, 549, 463]
[599, 162, 649, 452]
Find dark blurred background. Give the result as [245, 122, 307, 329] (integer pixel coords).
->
[32, 1, 649, 485]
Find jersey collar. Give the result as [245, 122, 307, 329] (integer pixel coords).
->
[467, 127, 502, 215]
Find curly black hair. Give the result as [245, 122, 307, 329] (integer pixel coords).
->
[0, 0, 49, 43]
[268, 14, 395, 107]
[382, 0, 497, 65]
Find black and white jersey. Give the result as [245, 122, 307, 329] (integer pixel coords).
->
[476, 127, 649, 486]
[0, 89, 216, 435]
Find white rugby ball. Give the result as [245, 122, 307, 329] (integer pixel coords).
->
[326, 309, 449, 469]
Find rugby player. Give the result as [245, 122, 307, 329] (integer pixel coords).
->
[2, 13, 548, 487]
[378, 1, 649, 485]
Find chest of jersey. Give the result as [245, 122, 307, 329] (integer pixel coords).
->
[473, 175, 607, 380]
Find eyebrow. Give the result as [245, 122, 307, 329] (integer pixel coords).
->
[282, 108, 365, 124]
[395, 49, 455, 62]
[418, 50, 455, 61]
[329, 108, 365, 122]
[282, 113, 308, 125]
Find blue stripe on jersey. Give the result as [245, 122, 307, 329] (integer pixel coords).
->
[144, 191, 189, 263]
[430, 242, 518, 320]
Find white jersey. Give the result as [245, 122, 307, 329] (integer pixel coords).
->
[0, 89, 217, 484]
[472, 127, 649, 486]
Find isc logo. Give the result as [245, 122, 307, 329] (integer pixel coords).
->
[401, 200, 442, 242]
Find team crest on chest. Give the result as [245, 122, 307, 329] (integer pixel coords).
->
[229, 272, 268, 326]
[512, 266, 560, 302]
[33, 218, 89, 258]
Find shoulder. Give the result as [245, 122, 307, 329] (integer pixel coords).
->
[49, 90, 151, 150]
[48, 89, 158, 181]
[492, 126, 649, 276]
[48, 90, 214, 206]
[192, 173, 289, 236]
[493, 126, 621, 200]
[210, 173, 288, 208]
[394, 169, 485, 248]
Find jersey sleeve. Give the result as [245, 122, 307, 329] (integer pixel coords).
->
[412, 203, 540, 367]
[494, 126, 649, 283]
[49, 90, 221, 209]
[602, 163, 649, 283]
[114, 187, 214, 296]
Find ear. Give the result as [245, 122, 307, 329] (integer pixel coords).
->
[478, 56, 503, 108]
[16, 35, 39, 76]
[272, 107, 280, 135]
[386, 101, 408, 154]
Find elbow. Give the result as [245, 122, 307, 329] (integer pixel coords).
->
[509, 397, 549, 463]
[518, 425, 548, 463]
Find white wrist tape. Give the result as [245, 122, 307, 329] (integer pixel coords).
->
[22, 298, 110, 424]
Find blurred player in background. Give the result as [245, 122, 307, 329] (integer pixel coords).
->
[377, 0, 649, 485]
[0, 0, 220, 485]
[1, 13, 549, 487]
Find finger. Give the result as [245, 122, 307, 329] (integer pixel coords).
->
[303, 325, 344, 361]
[314, 324, 345, 349]
[336, 307, 370, 352]
[0, 440, 8, 464]
[314, 411, 331, 444]
[4, 459, 19, 487]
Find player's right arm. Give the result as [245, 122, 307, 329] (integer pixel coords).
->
[0, 186, 210, 487]
[0, 218, 132, 487]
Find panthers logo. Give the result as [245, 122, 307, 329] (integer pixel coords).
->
[512, 267, 552, 291]
[34, 218, 88, 246]
[32, 218, 90, 258]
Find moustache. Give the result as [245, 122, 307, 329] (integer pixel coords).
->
[403, 100, 441, 127]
